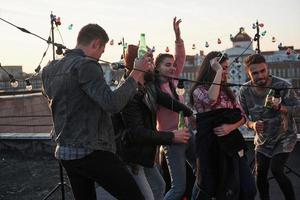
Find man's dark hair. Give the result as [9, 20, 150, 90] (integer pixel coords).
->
[77, 24, 109, 46]
[244, 54, 266, 68]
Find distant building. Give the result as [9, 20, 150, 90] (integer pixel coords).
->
[225, 27, 255, 95]
[0, 65, 23, 80]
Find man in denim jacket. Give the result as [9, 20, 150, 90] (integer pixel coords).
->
[42, 24, 152, 200]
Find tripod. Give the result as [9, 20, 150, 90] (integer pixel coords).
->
[42, 162, 70, 200]
[42, 12, 70, 200]
[1, 11, 69, 200]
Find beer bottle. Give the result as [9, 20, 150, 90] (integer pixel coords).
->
[178, 111, 185, 130]
[264, 89, 274, 109]
[138, 33, 147, 58]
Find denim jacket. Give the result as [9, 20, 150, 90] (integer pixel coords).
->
[42, 49, 138, 153]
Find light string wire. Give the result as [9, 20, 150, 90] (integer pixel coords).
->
[1, 17, 299, 92]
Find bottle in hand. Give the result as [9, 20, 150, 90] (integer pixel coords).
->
[138, 33, 147, 58]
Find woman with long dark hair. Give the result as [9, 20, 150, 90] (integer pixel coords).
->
[189, 51, 256, 200]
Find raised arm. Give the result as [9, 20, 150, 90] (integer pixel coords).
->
[173, 17, 186, 77]
[207, 57, 223, 102]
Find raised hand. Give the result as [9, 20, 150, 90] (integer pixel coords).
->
[133, 52, 154, 72]
[210, 57, 223, 72]
[173, 17, 182, 41]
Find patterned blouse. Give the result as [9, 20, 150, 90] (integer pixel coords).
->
[193, 85, 242, 113]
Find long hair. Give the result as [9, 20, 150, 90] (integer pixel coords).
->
[154, 53, 174, 70]
[189, 51, 235, 106]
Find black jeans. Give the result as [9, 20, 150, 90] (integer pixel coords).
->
[255, 152, 295, 200]
[61, 150, 144, 200]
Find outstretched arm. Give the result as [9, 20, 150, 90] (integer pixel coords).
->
[156, 88, 193, 116]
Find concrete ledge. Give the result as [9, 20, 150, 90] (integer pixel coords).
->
[0, 133, 54, 154]
[0, 132, 50, 140]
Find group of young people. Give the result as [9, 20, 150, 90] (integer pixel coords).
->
[42, 17, 299, 200]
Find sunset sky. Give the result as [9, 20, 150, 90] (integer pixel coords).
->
[1, 0, 299, 73]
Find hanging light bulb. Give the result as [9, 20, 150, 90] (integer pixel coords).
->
[68, 24, 73, 30]
[118, 40, 123, 45]
[110, 39, 114, 45]
[252, 23, 256, 29]
[151, 46, 156, 52]
[240, 28, 245, 34]
[192, 44, 196, 50]
[9, 75, 18, 88]
[56, 46, 63, 55]
[217, 38, 222, 44]
[55, 17, 61, 26]
[205, 41, 209, 48]
[165, 46, 170, 52]
[272, 36, 276, 43]
[176, 79, 185, 95]
[261, 30, 267, 36]
[278, 42, 283, 49]
[25, 79, 32, 91]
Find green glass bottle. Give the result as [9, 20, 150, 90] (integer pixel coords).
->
[138, 33, 147, 58]
[264, 89, 274, 109]
[178, 111, 185, 130]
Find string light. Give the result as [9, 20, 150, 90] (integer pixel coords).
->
[25, 79, 33, 91]
[110, 39, 114, 45]
[151, 46, 156, 52]
[1, 16, 299, 93]
[9, 74, 18, 88]
[68, 24, 73, 30]
[165, 46, 170, 52]
[192, 44, 196, 50]
[205, 41, 209, 48]
[176, 79, 185, 95]
[55, 17, 61, 26]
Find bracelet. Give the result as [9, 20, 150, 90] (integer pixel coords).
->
[133, 68, 146, 73]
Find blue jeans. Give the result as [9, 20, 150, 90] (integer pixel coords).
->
[128, 164, 166, 200]
[163, 134, 196, 200]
